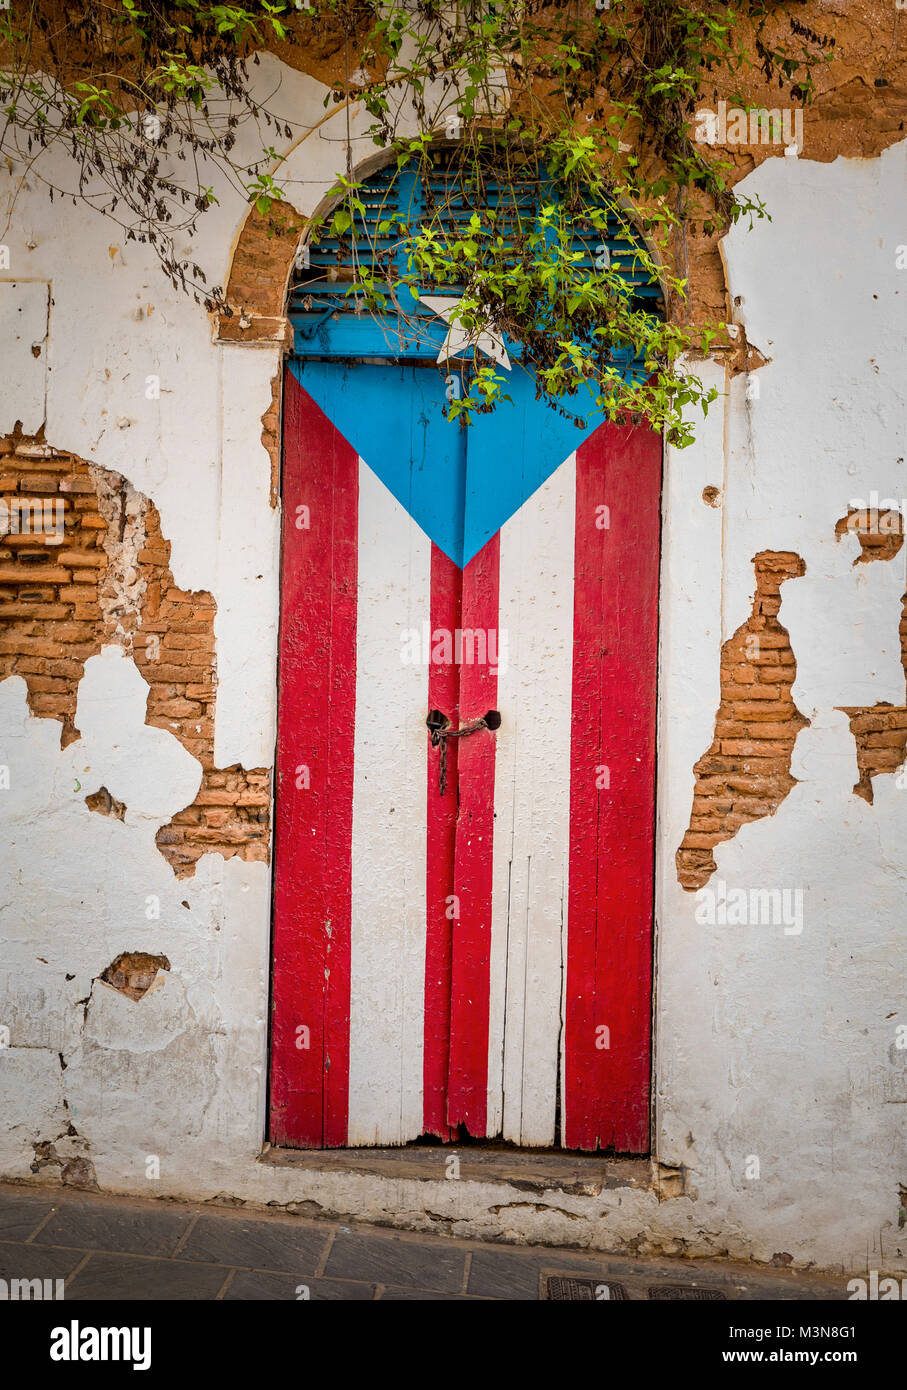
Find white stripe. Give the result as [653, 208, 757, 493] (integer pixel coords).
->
[487, 456, 577, 1144]
[347, 459, 431, 1146]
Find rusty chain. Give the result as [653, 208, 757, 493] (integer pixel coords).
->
[429, 717, 488, 796]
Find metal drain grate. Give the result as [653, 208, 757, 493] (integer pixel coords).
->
[544, 1276, 629, 1300]
[648, 1285, 727, 1300]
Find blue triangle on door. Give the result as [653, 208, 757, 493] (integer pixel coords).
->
[288, 359, 602, 568]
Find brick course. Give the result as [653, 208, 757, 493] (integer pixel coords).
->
[676, 552, 809, 890]
[837, 508, 907, 802]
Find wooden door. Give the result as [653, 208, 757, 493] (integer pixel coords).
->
[269, 359, 661, 1151]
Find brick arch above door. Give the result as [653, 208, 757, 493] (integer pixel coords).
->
[213, 151, 417, 347]
[213, 141, 670, 347]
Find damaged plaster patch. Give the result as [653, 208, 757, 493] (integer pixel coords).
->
[652, 1162, 689, 1201]
[67, 645, 202, 828]
[90, 465, 148, 647]
[713, 323, 770, 380]
[218, 198, 304, 343]
[835, 508, 904, 566]
[31, 1138, 98, 1190]
[85, 786, 126, 820]
[488, 1202, 583, 1221]
[847, 703, 907, 804]
[157, 766, 271, 878]
[262, 368, 282, 509]
[801, 509, 907, 804]
[99, 952, 170, 1002]
[676, 552, 809, 890]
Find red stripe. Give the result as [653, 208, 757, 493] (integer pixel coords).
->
[270, 369, 357, 1148]
[565, 422, 661, 1152]
[423, 544, 461, 1139]
[447, 532, 500, 1135]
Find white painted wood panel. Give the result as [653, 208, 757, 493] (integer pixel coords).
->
[347, 459, 431, 1145]
[487, 457, 577, 1145]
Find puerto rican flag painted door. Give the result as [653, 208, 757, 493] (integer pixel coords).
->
[270, 357, 661, 1152]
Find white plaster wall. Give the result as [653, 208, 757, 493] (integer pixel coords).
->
[0, 55, 904, 1273]
[656, 141, 907, 1272]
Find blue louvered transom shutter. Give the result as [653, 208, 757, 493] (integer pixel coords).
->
[287, 150, 664, 370]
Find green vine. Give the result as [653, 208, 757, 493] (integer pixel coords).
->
[0, 0, 835, 445]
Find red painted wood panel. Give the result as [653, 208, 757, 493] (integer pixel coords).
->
[447, 532, 500, 1135]
[423, 544, 461, 1139]
[565, 421, 662, 1152]
[269, 370, 358, 1148]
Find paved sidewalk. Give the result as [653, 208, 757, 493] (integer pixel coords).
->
[0, 1181, 845, 1301]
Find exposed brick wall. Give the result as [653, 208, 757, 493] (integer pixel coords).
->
[676, 552, 809, 890]
[158, 765, 272, 876]
[834, 508, 904, 564]
[0, 432, 271, 877]
[221, 201, 303, 340]
[842, 700, 907, 802]
[0, 437, 104, 741]
[837, 508, 907, 803]
[100, 951, 171, 1002]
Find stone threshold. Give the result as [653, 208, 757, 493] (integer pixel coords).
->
[261, 1143, 659, 1198]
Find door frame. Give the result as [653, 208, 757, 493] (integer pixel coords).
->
[266, 148, 667, 1155]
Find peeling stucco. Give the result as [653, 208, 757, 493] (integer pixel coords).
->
[0, 438, 271, 875]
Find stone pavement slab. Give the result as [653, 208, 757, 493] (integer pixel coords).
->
[0, 1238, 84, 1282]
[0, 1190, 57, 1242]
[0, 1180, 849, 1302]
[175, 1212, 329, 1275]
[324, 1228, 467, 1292]
[64, 1251, 229, 1301]
[224, 1270, 376, 1301]
[33, 1197, 194, 1257]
